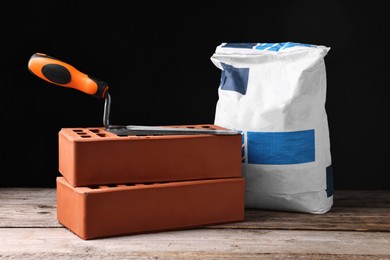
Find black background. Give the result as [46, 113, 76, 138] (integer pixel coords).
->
[2, 1, 389, 189]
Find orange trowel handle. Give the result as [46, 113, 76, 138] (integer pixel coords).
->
[28, 53, 109, 99]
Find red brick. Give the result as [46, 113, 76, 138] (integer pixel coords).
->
[56, 176, 245, 240]
[59, 124, 242, 187]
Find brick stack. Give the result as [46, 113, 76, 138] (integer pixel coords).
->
[56, 124, 245, 240]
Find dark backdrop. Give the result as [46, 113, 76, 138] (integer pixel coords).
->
[2, 1, 389, 189]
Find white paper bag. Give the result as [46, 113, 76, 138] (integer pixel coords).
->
[211, 42, 333, 214]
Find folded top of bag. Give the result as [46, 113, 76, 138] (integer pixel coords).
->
[215, 42, 329, 55]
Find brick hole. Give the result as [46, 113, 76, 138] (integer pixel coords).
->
[80, 135, 91, 138]
[201, 125, 211, 128]
[72, 129, 83, 132]
[96, 133, 106, 137]
[89, 129, 100, 133]
[88, 186, 99, 189]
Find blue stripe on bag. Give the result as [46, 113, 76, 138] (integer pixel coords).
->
[255, 42, 314, 52]
[247, 130, 315, 164]
[222, 43, 257, 49]
[326, 165, 334, 197]
[220, 63, 249, 95]
[221, 42, 316, 52]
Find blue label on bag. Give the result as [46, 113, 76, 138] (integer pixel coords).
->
[220, 63, 249, 95]
[247, 130, 315, 164]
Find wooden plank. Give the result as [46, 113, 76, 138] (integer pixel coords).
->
[0, 228, 389, 259]
[211, 207, 390, 232]
[0, 188, 59, 227]
[210, 190, 390, 232]
[1, 189, 389, 232]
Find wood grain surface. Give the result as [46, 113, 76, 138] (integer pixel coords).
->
[1, 189, 389, 259]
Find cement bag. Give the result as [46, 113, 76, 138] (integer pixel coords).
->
[211, 42, 333, 214]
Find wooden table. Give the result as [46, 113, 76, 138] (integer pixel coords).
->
[1, 188, 389, 259]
